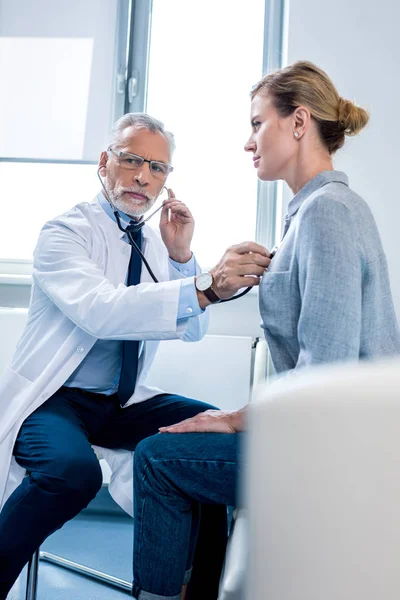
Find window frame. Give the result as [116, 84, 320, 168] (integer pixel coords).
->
[256, 0, 288, 251]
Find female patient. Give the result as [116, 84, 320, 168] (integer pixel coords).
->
[131, 61, 400, 600]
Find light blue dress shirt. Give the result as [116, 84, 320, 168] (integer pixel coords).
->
[65, 193, 202, 394]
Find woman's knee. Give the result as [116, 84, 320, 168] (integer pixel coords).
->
[134, 436, 157, 477]
[134, 435, 169, 491]
[134, 434, 190, 492]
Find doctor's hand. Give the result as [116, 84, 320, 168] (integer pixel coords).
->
[197, 241, 271, 307]
[160, 189, 194, 263]
[159, 408, 247, 434]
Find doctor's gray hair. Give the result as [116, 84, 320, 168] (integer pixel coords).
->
[108, 113, 176, 154]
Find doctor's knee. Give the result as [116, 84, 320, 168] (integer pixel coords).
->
[33, 454, 103, 501]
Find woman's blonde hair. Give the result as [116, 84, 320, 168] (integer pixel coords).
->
[251, 61, 369, 154]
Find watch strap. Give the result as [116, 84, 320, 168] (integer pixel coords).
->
[203, 286, 221, 304]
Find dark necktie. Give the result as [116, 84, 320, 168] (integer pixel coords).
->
[118, 224, 142, 406]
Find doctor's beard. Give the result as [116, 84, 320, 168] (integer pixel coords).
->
[108, 184, 157, 218]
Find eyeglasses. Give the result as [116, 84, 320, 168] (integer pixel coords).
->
[107, 148, 173, 179]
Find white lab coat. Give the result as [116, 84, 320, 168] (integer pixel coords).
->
[0, 196, 208, 515]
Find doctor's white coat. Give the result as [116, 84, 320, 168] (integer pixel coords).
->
[0, 197, 208, 515]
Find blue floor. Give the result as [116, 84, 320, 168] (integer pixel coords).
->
[8, 512, 134, 600]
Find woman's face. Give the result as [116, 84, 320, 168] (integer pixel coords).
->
[244, 93, 297, 181]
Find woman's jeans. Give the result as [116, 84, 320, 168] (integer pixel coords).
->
[133, 432, 240, 600]
[0, 387, 228, 599]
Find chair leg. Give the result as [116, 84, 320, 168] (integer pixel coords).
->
[39, 552, 132, 594]
[24, 548, 132, 597]
[25, 549, 40, 600]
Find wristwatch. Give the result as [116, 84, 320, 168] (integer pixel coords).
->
[195, 272, 221, 304]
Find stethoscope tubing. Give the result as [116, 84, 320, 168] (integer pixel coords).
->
[97, 167, 253, 301]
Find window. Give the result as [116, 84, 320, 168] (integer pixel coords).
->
[0, 0, 285, 270]
[145, 0, 266, 266]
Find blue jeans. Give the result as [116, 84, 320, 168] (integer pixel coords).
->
[0, 387, 227, 599]
[132, 432, 241, 600]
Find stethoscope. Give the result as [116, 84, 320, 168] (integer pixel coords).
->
[97, 167, 270, 302]
[97, 167, 165, 283]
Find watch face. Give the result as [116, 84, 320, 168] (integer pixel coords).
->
[196, 272, 213, 291]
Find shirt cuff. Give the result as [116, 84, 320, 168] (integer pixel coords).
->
[169, 253, 196, 277]
[177, 277, 203, 320]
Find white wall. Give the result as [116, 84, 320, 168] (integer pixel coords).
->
[285, 0, 400, 319]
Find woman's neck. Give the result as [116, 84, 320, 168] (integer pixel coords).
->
[285, 153, 334, 195]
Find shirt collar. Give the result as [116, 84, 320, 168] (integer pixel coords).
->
[287, 170, 349, 218]
[97, 192, 142, 240]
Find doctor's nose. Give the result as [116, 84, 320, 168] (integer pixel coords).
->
[133, 166, 150, 187]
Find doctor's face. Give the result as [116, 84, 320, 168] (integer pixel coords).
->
[100, 126, 171, 218]
[244, 93, 296, 181]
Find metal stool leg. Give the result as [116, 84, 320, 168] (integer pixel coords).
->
[25, 549, 39, 600]
[39, 552, 132, 594]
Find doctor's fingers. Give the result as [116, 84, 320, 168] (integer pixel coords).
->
[163, 200, 193, 216]
[233, 241, 269, 256]
[230, 264, 267, 277]
[160, 202, 192, 225]
[162, 200, 193, 220]
[220, 275, 262, 291]
[160, 203, 171, 225]
[221, 251, 270, 270]
[237, 252, 271, 268]
[163, 198, 190, 210]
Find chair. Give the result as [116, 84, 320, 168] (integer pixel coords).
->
[247, 357, 400, 600]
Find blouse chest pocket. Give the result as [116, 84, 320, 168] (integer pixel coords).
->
[259, 270, 297, 338]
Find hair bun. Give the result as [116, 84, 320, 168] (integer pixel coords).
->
[337, 97, 369, 135]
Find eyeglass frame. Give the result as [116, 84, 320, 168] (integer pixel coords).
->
[107, 148, 174, 178]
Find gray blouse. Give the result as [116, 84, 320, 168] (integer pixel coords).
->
[259, 170, 400, 374]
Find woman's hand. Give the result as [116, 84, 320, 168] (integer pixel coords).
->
[159, 408, 247, 434]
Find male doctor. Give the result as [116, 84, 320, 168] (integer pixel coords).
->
[0, 113, 270, 600]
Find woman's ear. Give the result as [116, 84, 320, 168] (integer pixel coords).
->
[292, 106, 311, 139]
[98, 151, 108, 177]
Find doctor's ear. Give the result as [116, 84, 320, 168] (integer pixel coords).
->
[98, 151, 108, 176]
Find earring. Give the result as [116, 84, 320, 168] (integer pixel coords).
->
[294, 131, 299, 138]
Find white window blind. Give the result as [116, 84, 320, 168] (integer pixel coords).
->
[0, 0, 119, 161]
